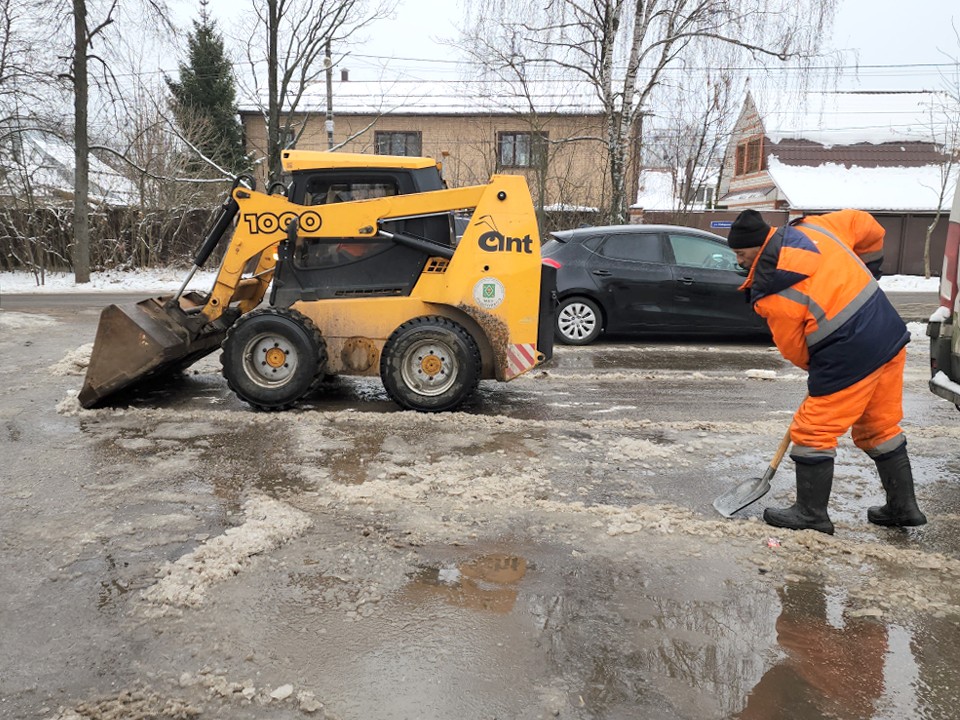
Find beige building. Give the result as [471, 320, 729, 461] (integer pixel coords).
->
[239, 78, 610, 219]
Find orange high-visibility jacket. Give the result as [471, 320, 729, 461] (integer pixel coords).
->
[740, 210, 909, 397]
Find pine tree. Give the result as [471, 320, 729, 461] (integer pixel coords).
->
[166, 0, 245, 174]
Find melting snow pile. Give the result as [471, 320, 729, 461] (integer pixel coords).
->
[49, 343, 93, 376]
[142, 494, 311, 611]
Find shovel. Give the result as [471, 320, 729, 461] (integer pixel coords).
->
[713, 425, 793, 518]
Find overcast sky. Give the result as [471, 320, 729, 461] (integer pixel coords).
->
[175, 0, 960, 91]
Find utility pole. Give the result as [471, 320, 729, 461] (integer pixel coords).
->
[325, 40, 334, 150]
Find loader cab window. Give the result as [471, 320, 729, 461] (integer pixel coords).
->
[270, 167, 455, 307]
[303, 179, 398, 206]
[294, 176, 399, 269]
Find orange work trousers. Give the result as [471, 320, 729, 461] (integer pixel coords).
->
[790, 348, 907, 461]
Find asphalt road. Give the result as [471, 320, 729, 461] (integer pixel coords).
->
[0, 288, 939, 320]
[2, 292, 959, 720]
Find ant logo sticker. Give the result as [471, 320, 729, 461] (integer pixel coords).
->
[473, 277, 505, 310]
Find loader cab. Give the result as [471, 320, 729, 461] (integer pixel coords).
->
[271, 163, 456, 307]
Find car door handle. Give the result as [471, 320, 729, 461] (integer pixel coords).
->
[677, 276, 695, 285]
[592, 269, 612, 276]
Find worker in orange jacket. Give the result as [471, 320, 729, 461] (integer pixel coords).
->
[727, 209, 926, 534]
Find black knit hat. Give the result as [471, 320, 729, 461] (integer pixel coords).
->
[727, 209, 771, 249]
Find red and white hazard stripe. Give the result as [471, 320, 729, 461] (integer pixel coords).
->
[505, 343, 537, 379]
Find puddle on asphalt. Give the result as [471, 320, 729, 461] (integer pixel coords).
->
[733, 580, 907, 719]
[407, 553, 529, 615]
[387, 544, 960, 719]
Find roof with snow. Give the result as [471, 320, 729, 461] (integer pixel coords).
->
[633, 169, 676, 211]
[239, 79, 604, 116]
[766, 156, 957, 212]
[723, 91, 957, 212]
[631, 167, 720, 211]
[1, 131, 138, 207]
[751, 90, 951, 147]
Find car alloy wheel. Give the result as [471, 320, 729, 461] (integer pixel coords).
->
[556, 297, 601, 345]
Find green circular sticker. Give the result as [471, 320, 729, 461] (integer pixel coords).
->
[473, 277, 505, 309]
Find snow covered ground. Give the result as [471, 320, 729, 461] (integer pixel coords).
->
[0, 268, 942, 294]
[0, 268, 221, 295]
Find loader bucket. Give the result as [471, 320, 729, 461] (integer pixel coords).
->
[78, 292, 226, 408]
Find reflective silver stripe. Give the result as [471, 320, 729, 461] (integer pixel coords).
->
[859, 250, 883, 265]
[798, 221, 878, 272]
[777, 287, 827, 327]
[865, 433, 905, 458]
[794, 221, 881, 346]
[806, 281, 879, 346]
[791, 444, 837, 460]
[798, 222, 842, 245]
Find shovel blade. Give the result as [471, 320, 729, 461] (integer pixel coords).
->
[713, 470, 774, 518]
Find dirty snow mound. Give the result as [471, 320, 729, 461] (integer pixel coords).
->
[745, 369, 779, 380]
[142, 494, 311, 611]
[47, 687, 200, 720]
[0, 309, 59, 329]
[56, 391, 84, 416]
[49, 343, 93, 376]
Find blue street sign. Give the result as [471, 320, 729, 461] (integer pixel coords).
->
[710, 221, 733, 229]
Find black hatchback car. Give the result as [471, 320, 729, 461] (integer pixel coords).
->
[542, 224, 770, 345]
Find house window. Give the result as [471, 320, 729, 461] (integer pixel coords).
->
[375, 131, 422, 156]
[735, 135, 765, 176]
[497, 131, 547, 169]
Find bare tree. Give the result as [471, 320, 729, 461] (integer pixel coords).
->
[453, 28, 610, 230]
[239, 0, 393, 185]
[464, 0, 837, 223]
[62, 0, 173, 283]
[643, 56, 741, 219]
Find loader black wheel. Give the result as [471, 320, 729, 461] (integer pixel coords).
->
[221, 308, 326, 411]
[380, 316, 481, 412]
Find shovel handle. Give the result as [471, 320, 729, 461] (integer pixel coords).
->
[768, 426, 793, 473]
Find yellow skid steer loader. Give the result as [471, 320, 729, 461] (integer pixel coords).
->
[79, 151, 556, 412]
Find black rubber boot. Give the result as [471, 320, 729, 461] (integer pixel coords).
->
[868, 445, 927, 527]
[763, 460, 835, 535]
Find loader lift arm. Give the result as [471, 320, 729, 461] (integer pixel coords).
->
[200, 183, 490, 324]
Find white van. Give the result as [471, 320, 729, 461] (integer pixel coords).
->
[928, 181, 960, 410]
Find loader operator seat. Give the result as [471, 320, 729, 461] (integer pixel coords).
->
[270, 167, 454, 307]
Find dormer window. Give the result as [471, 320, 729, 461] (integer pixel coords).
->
[735, 135, 765, 176]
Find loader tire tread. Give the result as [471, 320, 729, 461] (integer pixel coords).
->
[380, 315, 481, 412]
[221, 308, 327, 411]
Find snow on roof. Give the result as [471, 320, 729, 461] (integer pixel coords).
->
[633, 169, 676, 210]
[631, 167, 720, 211]
[4, 132, 138, 207]
[753, 91, 950, 147]
[241, 79, 604, 116]
[766, 156, 957, 212]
